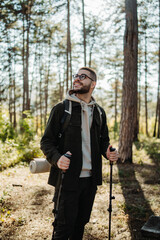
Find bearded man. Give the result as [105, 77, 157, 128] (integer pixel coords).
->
[40, 67, 118, 240]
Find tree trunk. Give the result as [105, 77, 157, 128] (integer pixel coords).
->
[44, 38, 51, 126]
[69, 47, 72, 89]
[22, 1, 26, 117]
[13, 34, 17, 129]
[25, 1, 30, 111]
[66, 0, 72, 92]
[22, 0, 31, 117]
[8, 52, 13, 125]
[137, 50, 142, 138]
[89, 40, 95, 68]
[66, 16, 69, 92]
[118, 0, 138, 163]
[158, 95, 160, 138]
[6, 30, 13, 126]
[157, 0, 160, 138]
[35, 84, 39, 133]
[82, 0, 86, 66]
[153, 86, 159, 137]
[144, 30, 149, 136]
[114, 78, 118, 139]
[39, 41, 43, 136]
[153, 0, 160, 138]
[66, 0, 69, 91]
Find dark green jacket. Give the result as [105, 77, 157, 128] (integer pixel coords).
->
[40, 101, 110, 190]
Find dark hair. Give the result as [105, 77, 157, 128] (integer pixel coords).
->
[79, 67, 97, 82]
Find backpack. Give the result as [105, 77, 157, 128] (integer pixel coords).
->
[58, 99, 102, 139]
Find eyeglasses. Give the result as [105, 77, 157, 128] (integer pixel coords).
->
[72, 74, 94, 81]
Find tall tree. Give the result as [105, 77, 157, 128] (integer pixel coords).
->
[66, 0, 72, 91]
[138, 0, 159, 137]
[22, 0, 33, 116]
[1, 2, 18, 128]
[144, 29, 149, 136]
[157, 0, 160, 138]
[82, 0, 86, 66]
[118, 0, 138, 163]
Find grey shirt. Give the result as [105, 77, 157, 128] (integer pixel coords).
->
[66, 92, 96, 177]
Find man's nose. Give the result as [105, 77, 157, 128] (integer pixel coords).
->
[74, 78, 80, 83]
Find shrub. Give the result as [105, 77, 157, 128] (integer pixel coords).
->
[0, 113, 16, 142]
[0, 111, 42, 170]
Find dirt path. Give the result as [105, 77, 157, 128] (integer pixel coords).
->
[0, 160, 159, 240]
[0, 164, 54, 240]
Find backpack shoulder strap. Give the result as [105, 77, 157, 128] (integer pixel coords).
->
[95, 104, 102, 129]
[59, 99, 72, 138]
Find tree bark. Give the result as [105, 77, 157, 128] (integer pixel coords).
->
[153, 86, 159, 137]
[22, 1, 26, 117]
[69, 47, 72, 89]
[157, 0, 160, 138]
[144, 31, 149, 136]
[13, 33, 17, 128]
[118, 0, 138, 163]
[25, 0, 31, 111]
[39, 39, 43, 136]
[153, 0, 160, 138]
[89, 39, 95, 68]
[44, 37, 51, 126]
[114, 78, 118, 138]
[22, 0, 32, 117]
[66, 0, 72, 92]
[137, 50, 142, 138]
[82, 0, 86, 66]
[6, 30, 13, 126]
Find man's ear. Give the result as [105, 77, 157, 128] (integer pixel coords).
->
[91, 81, 96, 89]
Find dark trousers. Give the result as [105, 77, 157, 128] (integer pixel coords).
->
[52, 177, 97, 240]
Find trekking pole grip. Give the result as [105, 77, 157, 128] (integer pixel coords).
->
[109, 147, 115, 165]
[110, 147, 116, 152]
[64, 153, 72, 159]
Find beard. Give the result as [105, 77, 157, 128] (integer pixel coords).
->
[71, 82, 92, 94]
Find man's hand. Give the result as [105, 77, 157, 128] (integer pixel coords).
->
[106, 145, 118, 162]
[57, 151, 72, 171]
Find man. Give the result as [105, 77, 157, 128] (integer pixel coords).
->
[40, 67, 118, 240]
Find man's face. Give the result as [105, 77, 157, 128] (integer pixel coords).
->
[73, 69, 94, 94]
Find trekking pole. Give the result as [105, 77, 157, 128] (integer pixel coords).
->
[107, 147, 115, 240]
[53, 153, 71, 238]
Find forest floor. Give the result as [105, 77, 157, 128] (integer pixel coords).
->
[0, 138, 160, 240]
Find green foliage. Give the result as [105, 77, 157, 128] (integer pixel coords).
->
[18, 111, 35, 146]
[0, 140, 19, 170]
[0, 113, 16, 142]
[0, 137, 42, 171]
[17, 138, 42, 163]
[0, 189, 11, 224]
[134, 135, 160, 163]
[0, 111, 42, 170]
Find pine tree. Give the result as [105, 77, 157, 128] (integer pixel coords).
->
[118, 0, 138, 163]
